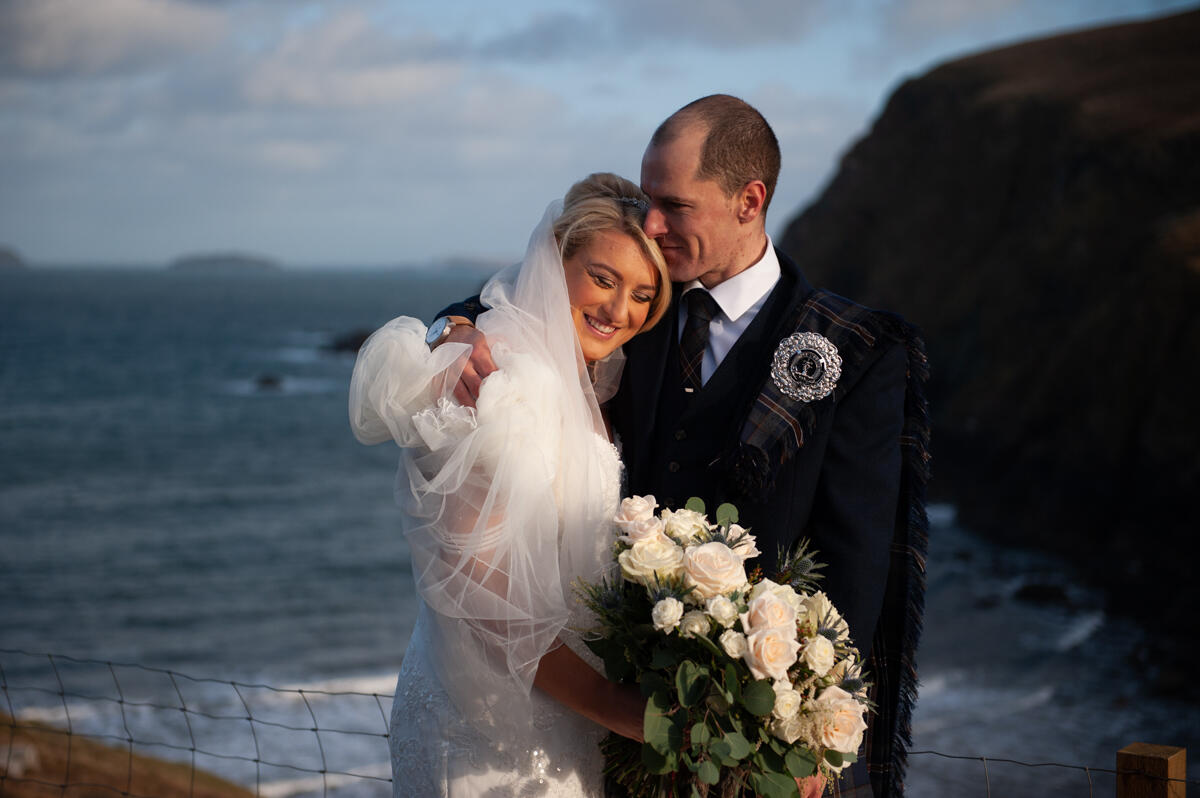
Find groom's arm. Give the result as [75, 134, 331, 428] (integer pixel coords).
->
[433, 297, 497, 408]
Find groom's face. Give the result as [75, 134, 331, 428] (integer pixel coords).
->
[640, 123, 742, 288]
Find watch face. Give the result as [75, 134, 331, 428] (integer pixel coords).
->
[425, 317, 449, 345]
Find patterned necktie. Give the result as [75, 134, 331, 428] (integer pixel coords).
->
[679, 289, 718, 393]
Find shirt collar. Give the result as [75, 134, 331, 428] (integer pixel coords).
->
[680, 237, 781, 323]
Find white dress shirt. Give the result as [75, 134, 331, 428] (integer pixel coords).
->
[678, 237, 782, 385]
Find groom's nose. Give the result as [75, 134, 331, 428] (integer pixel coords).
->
[643, 205, 668, 238]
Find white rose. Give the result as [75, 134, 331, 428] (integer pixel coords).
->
[770, 713, 804, 745]
[618, 537, 685, 587]
[615, 495, 657, 525]
[617, 516, 670, 545]
[743, 627, 801, 681]
[749, 579, 802, 614]
[683, 542, 748, 601]
[772, 682, 803, 720]
[739, 591, 798, 634]
[718, 629, 748, 659]
[660, 508, 711, 543]
[806, 686, 868, 761]
[801, 591, 849, 642]
[704, 596, 739, 628]
[679, 610, 710, 639]
[800, 634, 836, 676]
[651, 597, 684, 632]
[727, 524, 761, 561]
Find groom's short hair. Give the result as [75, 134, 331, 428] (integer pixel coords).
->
[651, 94, 781, 216]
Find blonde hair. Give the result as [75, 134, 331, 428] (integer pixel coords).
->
[554, 173, 671, 330]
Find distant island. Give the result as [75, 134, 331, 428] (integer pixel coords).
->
[168, 252, 279, 272]
[0, 246, 27, 270]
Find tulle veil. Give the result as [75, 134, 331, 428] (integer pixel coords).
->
[349, 201, 619, 742]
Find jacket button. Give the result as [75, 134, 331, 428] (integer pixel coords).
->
[674, 429, 687, 440]
[668, 461, 680, 473]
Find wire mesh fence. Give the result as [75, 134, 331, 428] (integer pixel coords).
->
[1, 649, 1194, 797]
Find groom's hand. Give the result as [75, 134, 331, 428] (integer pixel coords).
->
[442, 325, 496, 408]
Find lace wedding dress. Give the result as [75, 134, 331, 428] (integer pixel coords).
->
[350, 203, 624, 798]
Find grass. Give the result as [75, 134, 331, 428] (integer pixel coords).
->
[0, 712, 255, 798]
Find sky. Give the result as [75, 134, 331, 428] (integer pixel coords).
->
[0, 0, 1193, 267]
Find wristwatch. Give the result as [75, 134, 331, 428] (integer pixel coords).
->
[425, 315, 474, 348]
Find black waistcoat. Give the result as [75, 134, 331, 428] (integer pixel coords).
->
[636, 271, 796, 512]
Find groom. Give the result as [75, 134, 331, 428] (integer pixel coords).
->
[440, 95, 929, 798]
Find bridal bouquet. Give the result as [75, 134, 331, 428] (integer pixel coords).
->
[579, 496, 869, 798]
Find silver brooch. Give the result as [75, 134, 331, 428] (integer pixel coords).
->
[770, 332, 841, 403]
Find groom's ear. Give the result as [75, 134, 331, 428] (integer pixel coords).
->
[735, 180, 768, 224]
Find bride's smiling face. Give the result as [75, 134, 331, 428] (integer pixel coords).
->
[563, 229, 659, 363]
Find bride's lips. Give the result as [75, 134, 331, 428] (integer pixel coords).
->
[584, 314, 618, 338]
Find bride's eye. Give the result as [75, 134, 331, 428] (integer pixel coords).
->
[590, 271, 615, 289]
[632, 291, 653, 304]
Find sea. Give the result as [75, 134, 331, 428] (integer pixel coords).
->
[1, 268, 1196, 796]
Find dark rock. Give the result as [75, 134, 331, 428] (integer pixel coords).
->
[326, 329, 373, 354]
[778, 10, 1200, 659]
[0, 246, 26, 270]
[169, 253, 279, 272]
[255, 374, 282, 391]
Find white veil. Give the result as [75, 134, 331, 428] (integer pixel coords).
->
[349, 202, 616, 741]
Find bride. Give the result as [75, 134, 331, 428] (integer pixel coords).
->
[349, 173, 671, 797]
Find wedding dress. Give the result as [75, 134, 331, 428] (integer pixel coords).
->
[349, 203, 623, 797]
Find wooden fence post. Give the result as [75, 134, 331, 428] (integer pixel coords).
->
[1117, 743, 1186, 798]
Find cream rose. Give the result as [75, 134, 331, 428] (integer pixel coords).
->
[704, 596, 739, 628]
[806, 686, 868, 760]
[801, 591, 849, 642]
[718, 629, 748, 659]
[739, 591, 798, 634]
[660, 508, 711, 543]
[615, 495, 657, 526]
[617, 516, 669, 545]
[743, 627, 801, 681]
[683, 542, 748, 601]
[651, 597, 684, 632]
[770, 713, 804, 745]
[800, 635, 836, 676]
[772, 681, 803, 720]
[678, 610, 710, 639]
[619, 537, 685, 587]
[727, 524, 761, 561]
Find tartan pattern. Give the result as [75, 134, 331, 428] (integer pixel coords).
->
[731, 290, 931, 798]
[679, 289, 718, 392]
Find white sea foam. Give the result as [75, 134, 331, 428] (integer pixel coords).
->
[1054, 610, 1105, 652]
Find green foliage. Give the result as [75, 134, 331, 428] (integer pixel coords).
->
[750, 771, 802, 798]
[715, 502, 739, 526]
[740, 678, 776, 716]
[785, 747, 817, 778]
[675, 660, 709, 708]
[695, 758, 720, 785]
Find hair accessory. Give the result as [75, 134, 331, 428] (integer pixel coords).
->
[617, 196, 648, 211]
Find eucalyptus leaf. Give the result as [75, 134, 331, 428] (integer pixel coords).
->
[690, 722, 712, 748]
[696, 758, 720, 785]
[685, 496, 706, 514]
[715, 502, 739, 526]
[644, 690, 676, 754]
[785, 747, 817, 778]
[824, 749, 844, 768]
[750, 771, 802, 798]
[724, 731, 751, 761]
[707, 738, 735, 767]
[676, 660, 709, 708]
[641, 743, 675, 775]
[741, 678, 776, 716]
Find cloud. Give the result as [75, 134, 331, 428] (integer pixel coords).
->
[607, 0, 825, 48]
[475, 11, 604, 60]
[0, 0, 227, 77]
[241, 10, 462, 109]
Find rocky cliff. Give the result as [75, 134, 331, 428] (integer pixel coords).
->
[778, 10, 1200, 683]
